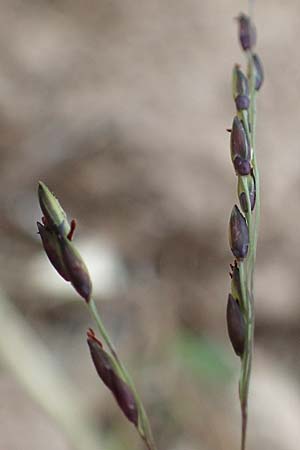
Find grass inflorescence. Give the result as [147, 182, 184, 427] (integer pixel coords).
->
[37, 181, 157, 450]
[227, 8, 264, 450]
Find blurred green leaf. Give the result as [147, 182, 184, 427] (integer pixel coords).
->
[173, 331, 235, 384]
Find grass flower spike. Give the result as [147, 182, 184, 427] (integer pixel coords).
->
[37, 181, 156, 450]
[237, 13, 256, 51]
[226, 294, 245, 357]
[229, 205, 249, 260]
[37, 181, 92, 302]
[87, 329, 138, 426]
[227, 6, 264, 450]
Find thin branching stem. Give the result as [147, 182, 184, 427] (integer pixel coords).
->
[37, 182, 157, 450]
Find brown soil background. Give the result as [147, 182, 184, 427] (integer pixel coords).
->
[0, 1, 299, 449]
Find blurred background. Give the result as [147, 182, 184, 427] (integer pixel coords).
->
[0, 0, 299, 449]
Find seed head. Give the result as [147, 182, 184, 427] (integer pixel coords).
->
[230, 117, 250, 165]
[237, 13, 256, 51]
[226, 294, 245, 357]
[37, 181, 92, 302]
[229, 205, 249, 260]
[87, 330, 138, 426]
[230, 117, 250, 161]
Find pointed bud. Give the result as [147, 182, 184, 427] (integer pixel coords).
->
[237, 13, 256, 51]
[238, 175, 256, 213]
[38, 181, 70, 236]
[232, 65, 250, 111]
[230, 117, 250, 161]
[229, 205, 249, 260]
[252, 53, 264, 91]
[230, 117, 251, 174]
[87, 330, 138, 426]
[227, 294, 245, 357]
[37, 222, 70, 281]
[58, 235, 92, 302]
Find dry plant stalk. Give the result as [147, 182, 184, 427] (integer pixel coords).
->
[37, 181, 156, 450]
[226, 8, 264, 450]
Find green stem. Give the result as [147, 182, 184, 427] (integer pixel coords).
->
[247, 52, 260, 290]
[240, 176, 252, 241]
[87, 298, 157, 450]
[250, 97, 260, 294]
[238, 49, 260, 450]
[240, 110, 251, 147]
[238, 288, 254, 450]
[238, 261, 248, 315]
[88, 298, 119, 361]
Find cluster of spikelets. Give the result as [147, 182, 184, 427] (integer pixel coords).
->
[227, 13, 263, 360]
[37, 181, 155, 450]
[37, 182, 92, 302]
[226, 12, 264, 450]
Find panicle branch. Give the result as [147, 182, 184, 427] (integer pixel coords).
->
[37, 181, 157, 450]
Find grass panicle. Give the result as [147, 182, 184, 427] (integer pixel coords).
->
[227, 5, 263, 450]
[37, 181, 157, 450]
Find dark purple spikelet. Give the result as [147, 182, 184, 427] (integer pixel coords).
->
[233, 156, 251, 176]
[37, 222, 70, 281]
[237, 13, 256, 51]
[252, 53, 264, 91]
[229, 205, 249, 260]
[87, 330, 138, 426]
[235, 95, 250, 111]
[58, 235, 92, 302]
[230, 117, 250, 163]
[37, 182, 93, 302]
[227, 294, 245, 357]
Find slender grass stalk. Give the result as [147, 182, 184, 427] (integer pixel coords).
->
[227, 5, 263, 450]
[37, 181, 157, 450]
